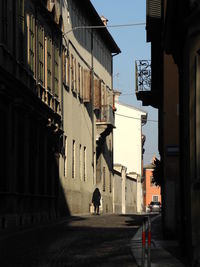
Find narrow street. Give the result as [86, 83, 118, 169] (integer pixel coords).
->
[0, 214, 146, 267]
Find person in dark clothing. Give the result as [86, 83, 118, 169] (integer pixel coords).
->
[92, 188, 101, 215]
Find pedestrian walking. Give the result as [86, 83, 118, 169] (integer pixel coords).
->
[92, 188, 101, 215]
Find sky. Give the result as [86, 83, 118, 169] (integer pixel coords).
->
[91, 0, 159, 165]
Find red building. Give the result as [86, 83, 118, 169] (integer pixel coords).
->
[143, 164, 161, 212]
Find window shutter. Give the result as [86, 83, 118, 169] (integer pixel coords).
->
[147, 0, 161, 18]
[80, 66, 84, 99]
[62, 50, 66, 84]
[77, 63, 81, 96]
[83, 69, 91, 103]
[54, 45, 59, 96]
[38, 26, 44, 84]
[94, 79, 101, 109]
[70, 54, 74, 91]
[47, 37, 52, 91]
[74, 58, 77, 93]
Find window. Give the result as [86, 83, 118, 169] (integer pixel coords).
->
[71, 54, 74, 90]
[74, 57, 77, 93]
[83, 146, 86, 181]
[64, 136, 67, 177]
[66, 52, 70, 86]
[79, 144, 82, 180]
[54, 44, 59, 96]
[62, 49, 66, 85]
[38, 26, 44, 84]
[78, 63, 81, 95]
[83, 69, 91, 102]
[80, 66, 84, 99]
[67, 9, 70, 24]
[77, 63, 81, 96]
[27, 14, 35, 73]
[63, 49, 70, 87]
[150, 175, 155, 186]
[72, 140, 75, 178]
[18, 0, 24, 61]
[103, 167, 106, 192]
[152, 195, 158, 202]
[109, 171, 112, 193]
[47, 37, 52, 91]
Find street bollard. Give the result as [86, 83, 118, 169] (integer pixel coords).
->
[141, 216, 151, 267]
[141, 219, 146, 267]
[147, 216, 151, 267]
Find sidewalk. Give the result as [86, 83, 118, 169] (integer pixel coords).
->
[131, 214, 188, 267]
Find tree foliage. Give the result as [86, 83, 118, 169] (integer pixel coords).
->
[152, 158, 163, 187]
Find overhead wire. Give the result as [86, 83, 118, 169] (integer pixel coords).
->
[115, 113, 158, 123]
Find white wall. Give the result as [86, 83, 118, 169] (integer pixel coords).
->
[113, 171, 122, 213]
[114, 102, 147, 176]
[113, 165, 138, 214]
[126, 176, 137, 214]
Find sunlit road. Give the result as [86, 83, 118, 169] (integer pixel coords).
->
[0, 214, 146, 267]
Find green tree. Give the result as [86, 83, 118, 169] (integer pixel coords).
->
[152, 158, 163, 187]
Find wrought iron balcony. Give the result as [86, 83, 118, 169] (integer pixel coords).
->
[135, 60, 160, 108]
[135, 60, 151, 93]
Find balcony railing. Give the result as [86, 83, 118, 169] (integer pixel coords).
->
[96, 105, 115, 126]
[135, 60, 151, 92]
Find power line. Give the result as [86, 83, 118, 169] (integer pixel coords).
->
[63, 22, 146, 36]
[115, 113, 158, 123]
[120, 93, 135, 96]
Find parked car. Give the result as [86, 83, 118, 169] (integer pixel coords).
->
[149, 201, 161, 212]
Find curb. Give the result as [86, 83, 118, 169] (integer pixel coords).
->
[131, 214, 186, 267]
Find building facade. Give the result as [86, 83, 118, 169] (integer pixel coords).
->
[113, 97, 147, 212]
[136, 0, 200, 264]
[0, 0, 121, 228]
[114, 100, 147, 175]
[0, 0, 63, 228]
[59, 0, 120, 215]
[143, 163, 161, 212]
[136, 0, 180, 236]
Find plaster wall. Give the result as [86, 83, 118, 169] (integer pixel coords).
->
[114, 102, 146, 175]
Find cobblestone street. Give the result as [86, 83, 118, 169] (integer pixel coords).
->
[0, 214, 146, 267]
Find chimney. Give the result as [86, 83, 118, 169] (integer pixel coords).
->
[114, 90, 121, 103]
[101, 16, 108, 26]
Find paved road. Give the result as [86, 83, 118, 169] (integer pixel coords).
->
[0, 214, 146, 267]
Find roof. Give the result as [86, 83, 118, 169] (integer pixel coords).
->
[116, 101, 148, 115]
[144, 163, 155, 169]
[73, 0, 121, 54]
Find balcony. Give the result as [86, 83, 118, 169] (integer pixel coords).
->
[96, 105, 115, 127]
[135, 60, 160, 108]
[96, 105, 115, 156]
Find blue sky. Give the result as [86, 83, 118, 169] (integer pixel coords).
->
[91, 0, 159, 165]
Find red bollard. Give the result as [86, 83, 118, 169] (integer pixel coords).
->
[148, 227, 151, 246]
[147, 216, 151, 267]
[141, 219, 146, 267]
[142, 221, 146, 246]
